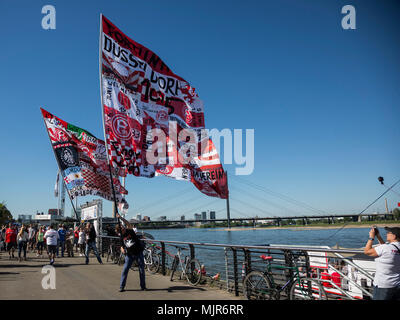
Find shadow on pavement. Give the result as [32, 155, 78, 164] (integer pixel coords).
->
[122, 286, 206, 293]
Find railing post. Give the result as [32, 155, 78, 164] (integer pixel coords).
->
[224, 247, 229, 292]
[189, 244, 195, 260]
[243, 248, 251, 277]
[161, 242, 166, 276]
[283, 249, 294, 296]
[301, 250, 310, 277]
[231, 248, 239, 296]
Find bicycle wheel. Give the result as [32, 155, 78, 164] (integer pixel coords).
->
[170, 256, 178, 281]
[147, 252, 160, 274]
[243, 271, 273, 300]
[144, 249, 151, 265]
[117, 252, 124, 266]
[289, 277, 328, 300]
[185, 258, 202, 286]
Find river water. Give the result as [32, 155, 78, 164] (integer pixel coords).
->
[141, 226, 372, 249]
[138, 227, 375, 275]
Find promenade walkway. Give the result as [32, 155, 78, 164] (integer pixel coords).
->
[0, 251, 242, 300]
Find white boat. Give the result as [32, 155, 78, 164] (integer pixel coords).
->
[269, 244, 375, 300]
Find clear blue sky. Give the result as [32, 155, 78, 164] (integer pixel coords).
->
[0, 0, 399, 220]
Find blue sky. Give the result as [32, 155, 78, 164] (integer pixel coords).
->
[0, 0, 399, 220]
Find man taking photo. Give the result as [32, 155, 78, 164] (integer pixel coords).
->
[364, 226, 400, 300]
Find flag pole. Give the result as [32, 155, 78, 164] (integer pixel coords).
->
[40, 108, 79, 222]
[98, 13, 125, 247]
[225, 170, 231, 229]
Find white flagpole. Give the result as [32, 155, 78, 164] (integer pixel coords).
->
[40, 109, 79, 221]
[98, 15, 125, 247]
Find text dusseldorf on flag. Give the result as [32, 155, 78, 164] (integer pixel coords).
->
[41, 108, 128, 203]
[100, 15, 228, 199]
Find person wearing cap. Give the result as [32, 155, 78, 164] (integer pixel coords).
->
[364, 226, 400, 300]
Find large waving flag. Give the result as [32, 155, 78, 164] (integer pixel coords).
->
[41, 108, 128, 203]
[99, 15, 228, 199]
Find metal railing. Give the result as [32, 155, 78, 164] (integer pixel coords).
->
[100, 235, 374, 300]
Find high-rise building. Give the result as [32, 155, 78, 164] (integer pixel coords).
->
[201, 211, 207, 220]
[180, 215, 185, 221]
[194, 213, 201, 221]
[210, 211, 216, 220]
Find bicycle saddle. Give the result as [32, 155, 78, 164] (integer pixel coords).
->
[260, 255, 273, 261]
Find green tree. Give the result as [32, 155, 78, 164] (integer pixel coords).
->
[393, 208, 400, 221]
[0, 202, 13, 225]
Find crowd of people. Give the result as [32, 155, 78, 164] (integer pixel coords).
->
[0, 222, 102, 265]
[0, 219, 146, 292]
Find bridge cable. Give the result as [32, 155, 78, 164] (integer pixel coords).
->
[324, 177, 400, 240]
[231, 175, 329, 216]
[229, 184, 302, 216]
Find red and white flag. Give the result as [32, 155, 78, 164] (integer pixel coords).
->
[99, 15, 228, 199]
[41, 108, 128, 203]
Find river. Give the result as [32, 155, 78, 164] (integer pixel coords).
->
[141, 226, 373, 248]
[138, 226, 375, 275]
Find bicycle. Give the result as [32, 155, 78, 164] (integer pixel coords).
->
[106, 241, 122, 264]
[144, 243, 160, 274]
[242, 253, 327, 300]
[169, 245, 202, 286]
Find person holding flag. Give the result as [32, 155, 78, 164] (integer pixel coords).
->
[115, 213, 146, 292]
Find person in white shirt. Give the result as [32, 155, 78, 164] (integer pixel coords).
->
[44, 224, 59, 265]
[364, 226, 400, 300]
[78, 227, 86, 256]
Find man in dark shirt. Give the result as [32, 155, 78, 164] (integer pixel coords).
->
[84, 222, 103, 265]
[116, 213, 146, 292]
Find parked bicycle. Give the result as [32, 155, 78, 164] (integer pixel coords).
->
[169, 245, 202, 286]
[106, 241, 122, 265]
[242, 252, 327, 300]
[144, 242, 161, 274]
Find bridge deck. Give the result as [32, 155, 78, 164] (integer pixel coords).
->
[0, 251, 242, 300]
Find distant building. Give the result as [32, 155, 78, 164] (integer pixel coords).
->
[18, 215, 32, 223]
[158, 216, 167, 221]
[48, 209, 62, 216]
[201, 211, 207, 220]
[209, 211, 216, 220]
[194, 213, 201, 221]
[136, 214, 142, 221]
[180, 215, 185, 221]
[143, 216, 151, 222]
[33, 213, 66, 226]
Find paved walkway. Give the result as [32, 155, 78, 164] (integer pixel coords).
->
[0, 251, 242, 300]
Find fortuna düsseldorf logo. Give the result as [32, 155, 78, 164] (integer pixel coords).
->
[156, 110, 168, 122]
[111, 114, 132, 140]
